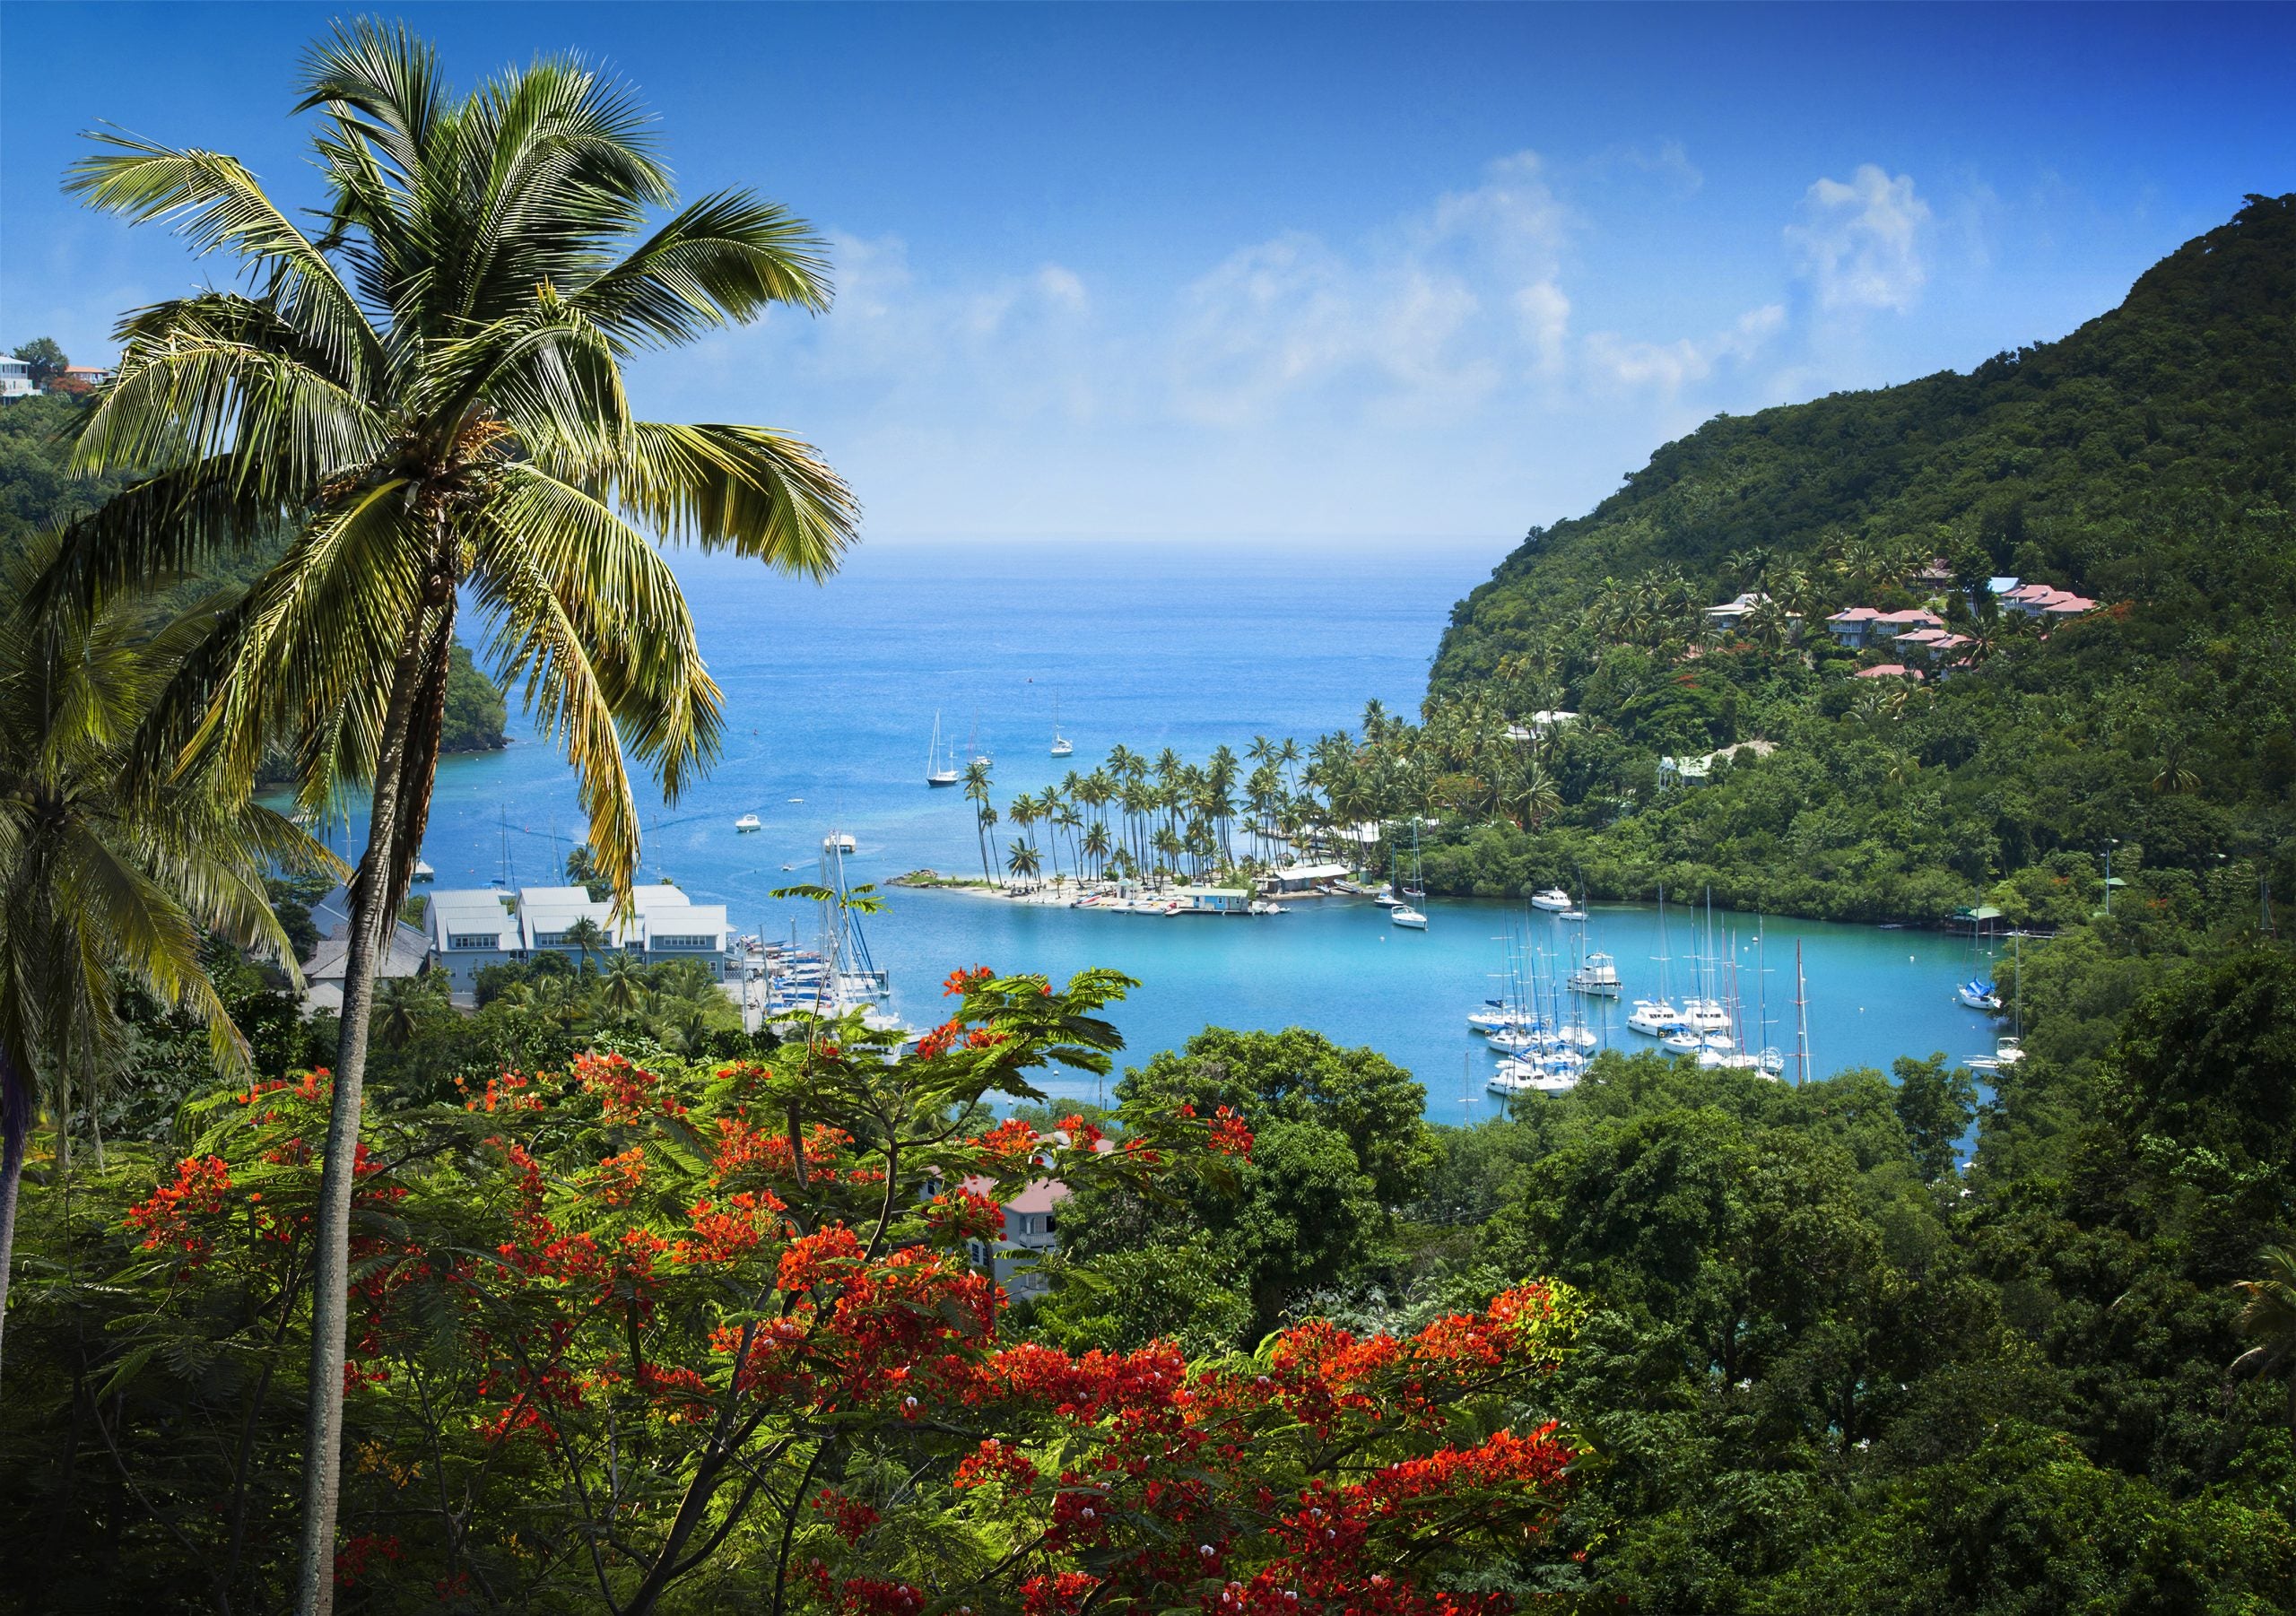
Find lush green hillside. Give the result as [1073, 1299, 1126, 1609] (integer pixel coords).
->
[0, 387, 509, 755]
[1396, 193, 2294, 920]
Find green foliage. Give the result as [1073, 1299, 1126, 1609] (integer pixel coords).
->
[10, 336, 67, 387]
[1058, 1027, 1438, 1341]
[439, 641, 507, 753]
[1370, 195, 2296, 919]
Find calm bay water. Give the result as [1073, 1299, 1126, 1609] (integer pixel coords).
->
[372, 540, 1998, 1116]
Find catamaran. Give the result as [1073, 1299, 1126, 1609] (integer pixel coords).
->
[926, 712, 961, 787]
[1050, 692, 1074, 758]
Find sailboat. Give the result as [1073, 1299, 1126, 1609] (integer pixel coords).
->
[1626, 888, 1686, 1035]
[926, 712, 961, 787]
[1050, 692, 1074, 758]
[1390, 823, 1428, 927]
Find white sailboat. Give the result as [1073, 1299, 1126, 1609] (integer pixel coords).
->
[1050, 692, 1074, 758]
[1391, 904, 1428, 930]
[1627, 890, 1686, 1035]
[926, 712, 961, 787]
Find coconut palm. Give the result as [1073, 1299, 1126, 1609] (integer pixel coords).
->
[1517, 759, 1563, 830]
[1005, 838, 1040, 891]
[0, 540, 326, 1379]
[2230, 1246, 2296, 1441]
[562, 913, 612, 969]
[44, 30, 856, 1606]
[1081, 820, 1111, 879]
[373, 970, 446, 1049]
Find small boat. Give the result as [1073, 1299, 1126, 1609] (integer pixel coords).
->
[1560, 907, 1587, 922]
[926, 712, 961, 787]
[822, 833, 857, 855]
[1390, 905, 1428, 930]
[1957, 978, 2002, 1011]
[1994, 1035, 2025, 1065]
[1374, 891, 1405, 908]
[1487, 1027, 1542, 1053]
[1467, 1000, 1519, 1034]
[412, 858, 435, 882]
[1626, 998, 1684, 1036]
[1568, 951, 1622, 997]
[735, 812, 762, 833]
[1531, 887, 1572, 912]
[1662, 1028, 1703, 1055]
[1049, 692, 1074, 758]
[787, 796, 803, 804]
[1248, 900, 1286, 916]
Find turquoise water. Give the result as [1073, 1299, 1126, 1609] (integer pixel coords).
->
[380, 540, 2000, 1115]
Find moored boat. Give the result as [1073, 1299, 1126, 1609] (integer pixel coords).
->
[735, 812, 762, 832]
[1531, 887, 1572, 912]
[1391, 905, 1428, 930]
[1568, 951, 1622, 997]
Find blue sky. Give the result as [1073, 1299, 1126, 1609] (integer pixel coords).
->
[4, 3, 2292, 542]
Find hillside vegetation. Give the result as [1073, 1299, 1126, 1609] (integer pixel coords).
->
[1396, 193, 2294, 920]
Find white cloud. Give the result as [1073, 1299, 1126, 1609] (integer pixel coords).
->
[1787, 164, 1931, 312]
[1583, 302, 1785, 392]
[1168, 151, 1570, 427]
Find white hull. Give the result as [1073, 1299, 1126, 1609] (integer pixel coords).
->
[1530, 889, 1572, 912]
[1390, 906, 1428, 930]
[1626, 1000, 1683, 1036]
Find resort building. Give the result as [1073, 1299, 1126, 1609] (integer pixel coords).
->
[425, 889, 525, 995]
[1855, 663, 1925, 681]
[0, 357, 35, 399]
[1827, 606, 1945, 649]
[300, 919, 431, 1015]
[1503, 711, 1579, 740]
[1999, 581, 2100, 619]
[420, 882, 736, 997]
[1704, 591, 1770, 629]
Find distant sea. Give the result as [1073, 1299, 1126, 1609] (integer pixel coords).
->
[335, 540, 1999, 1116]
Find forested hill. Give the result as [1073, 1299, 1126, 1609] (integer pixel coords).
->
[1396, 193, 2293, 922]
[1436, 191, 2294, 682]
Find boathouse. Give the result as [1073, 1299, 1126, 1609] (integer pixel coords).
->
[1173, 884, 1253, 915]
[1263, 862, 1349, 895]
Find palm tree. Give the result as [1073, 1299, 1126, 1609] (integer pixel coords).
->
[0, 541, 324, 1378]
[597, 951, 650, 1022]
[1081, 820, 1111, 879]
[373, 970, 446, 1049]
[562, 914, 612, 969]
[1005, 838, 1040, 891]
[962, 759, 996, 882]
[1517, 759, 1563, 830]
[2230, 1246, 2296, 1442]
[45, 30, 857, 1608]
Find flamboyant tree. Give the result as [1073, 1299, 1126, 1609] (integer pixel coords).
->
[97, 965, 1587, 1612]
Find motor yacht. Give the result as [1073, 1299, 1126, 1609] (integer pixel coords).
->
[1390, 905, 1428, 930]
[735, 812, 762, 833]
[1530, 887, 1572, 912]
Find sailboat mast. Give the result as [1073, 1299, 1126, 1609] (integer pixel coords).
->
[1793, 939, 1811, 1087]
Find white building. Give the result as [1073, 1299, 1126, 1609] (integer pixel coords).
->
[0, 358, 36, 399]
[424, 889, 525, 994]
[300, 920, 432, 1015]
[422, 883, 735, 996]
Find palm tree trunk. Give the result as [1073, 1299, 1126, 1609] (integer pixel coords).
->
[0, 1050, 27, 1386]
[294, 596, 450, 1616]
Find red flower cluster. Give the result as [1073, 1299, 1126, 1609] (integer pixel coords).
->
[944, 964, 996, 996]
[813, 1488, 882, 1545]
[126, 1156, 232, 1264]
[1207, 1105, 1254, 1159]
[333, 1533, 403, 1587]
[574, 1051, 685, 1125]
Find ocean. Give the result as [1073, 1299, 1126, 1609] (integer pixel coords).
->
[368, 539, 2002, 1116]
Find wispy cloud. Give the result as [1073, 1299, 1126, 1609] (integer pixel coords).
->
[1787, 163, 1932, 312]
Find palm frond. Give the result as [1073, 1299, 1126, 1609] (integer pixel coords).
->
[571, 190, 832, 346]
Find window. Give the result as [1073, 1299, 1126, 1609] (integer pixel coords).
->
[649, 934, 715, 950]
[448, 933, 500, 950]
